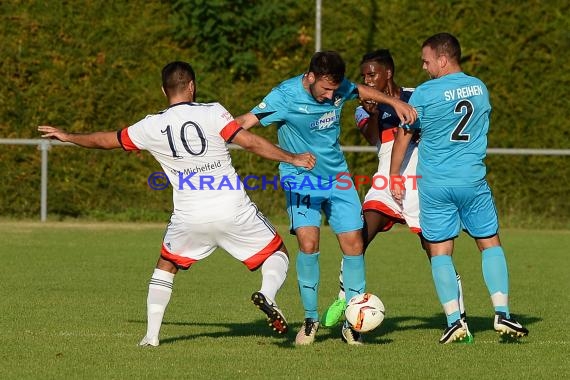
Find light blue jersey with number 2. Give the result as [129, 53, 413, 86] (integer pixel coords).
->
[408, 72, 491, 187]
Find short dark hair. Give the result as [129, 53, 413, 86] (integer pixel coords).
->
[161, 61, 196, 97]
[360, 49, 395, 74]
[308, 51, 346, 84]
[422, 33, 461, 63]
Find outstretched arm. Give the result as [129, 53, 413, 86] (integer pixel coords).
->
[389, 127, 414, 202]
[231, 128, 315, 170]
[234, 112, 261, 131]
[38, 126, 121, 149]
[357, 84, 417, 125]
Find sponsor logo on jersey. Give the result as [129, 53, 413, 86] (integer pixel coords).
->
[309, 110, 338, 130]
[257, 102, 266, 109]
[382, 111, 392, 119]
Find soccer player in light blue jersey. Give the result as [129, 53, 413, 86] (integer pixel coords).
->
[390, 33, 529, 343]
[236, 51, 417, 345]
[322, 50, 470, 343]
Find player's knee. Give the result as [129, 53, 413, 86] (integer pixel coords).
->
[156, 257, 179, 274]
[341, 240, 364, 255]
[338, 233, 364, 254]
[298, 241, 319, 253]
[475, 234, 501, 251]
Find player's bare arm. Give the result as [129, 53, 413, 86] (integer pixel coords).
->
[359, 101, 380, 146]
[389, 127, 414, 202]
[38, 126, 121, 149]
[231, 128, 316, 170]
[234, 112, 260, 130]
[356, 84, 417, 125]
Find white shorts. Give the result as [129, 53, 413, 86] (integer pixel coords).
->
[160, 202, 283, 270]
[362, 141, 420, 233]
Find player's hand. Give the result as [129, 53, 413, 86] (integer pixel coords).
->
[390, 175, 406, 204]
[38, 126, 68, 142]
[392, 100, 417, 125]
[293, 152, 316, 170]
[361, 100, 378, 115]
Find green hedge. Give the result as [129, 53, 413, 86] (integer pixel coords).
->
[1, 0, 568, 228]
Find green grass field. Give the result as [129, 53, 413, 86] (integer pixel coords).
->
[1, 221, 568, 379]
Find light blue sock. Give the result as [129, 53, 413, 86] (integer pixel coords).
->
[481, 246, 510, 317]
[431, 255, 461, 326]
[296, 251, 320, 320]
[342, 254, 365, 304]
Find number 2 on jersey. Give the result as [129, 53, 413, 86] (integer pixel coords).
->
[451, 99, 473, 142]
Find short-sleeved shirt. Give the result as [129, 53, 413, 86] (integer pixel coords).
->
[251, 74, 359, 182]
[407, 72, 491, 187]
[118, 102, 249, 222]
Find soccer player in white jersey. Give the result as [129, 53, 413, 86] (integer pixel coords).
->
[236, 51, 417, 345]
[391, 33, 529, 343]
[322, 50, 470, 343]
[39, 61, 316, 347]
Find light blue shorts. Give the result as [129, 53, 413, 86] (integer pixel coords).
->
[282, 175, 363, 234]
[419, 180, 499, 242]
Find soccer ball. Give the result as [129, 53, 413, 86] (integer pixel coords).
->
[344, 293, 385, 332]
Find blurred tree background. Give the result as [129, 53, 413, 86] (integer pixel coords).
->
[0, 0, 568, 227]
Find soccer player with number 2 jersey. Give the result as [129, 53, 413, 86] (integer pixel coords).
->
[322, 49, 470, 343]
[390, 33, 529, 343]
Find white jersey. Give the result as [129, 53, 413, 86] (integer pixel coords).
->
[119, 102, 249, 222]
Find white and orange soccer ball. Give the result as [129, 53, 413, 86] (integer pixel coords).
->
[345, 293, 385, 332]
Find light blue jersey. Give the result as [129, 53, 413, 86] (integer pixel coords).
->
[251, 74, 362, 235]
[253, 71, 365, 322]
[408, 72, 491, 187]
[408, 72, 498, 241]
[251, 74, 359, 181]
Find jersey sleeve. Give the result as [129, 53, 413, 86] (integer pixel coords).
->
[341, 78, 359, 101]
[210, 102, 241, 142]
[354, 106, 370, 128]
[250, 86, 290, 127]
[118, 116, 151, 151]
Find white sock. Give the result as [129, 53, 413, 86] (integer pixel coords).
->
[145, 268, 174, 340]
[260, 251, 289, 304]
